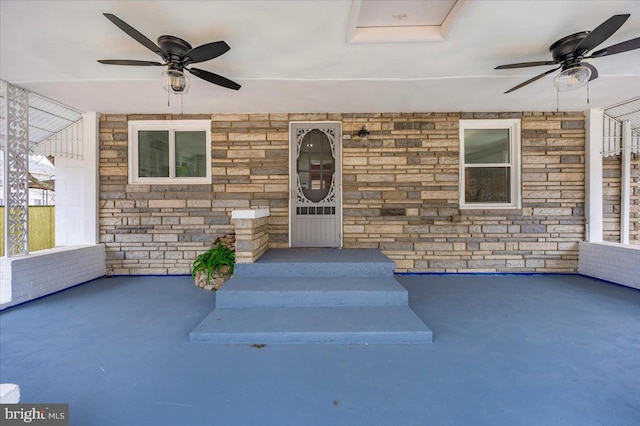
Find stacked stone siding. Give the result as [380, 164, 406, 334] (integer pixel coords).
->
[603, 156, 622, 242]
[342, 112, 585, 272]
[99, 111, 585, 274]
[99, 113, 290, 275]
[602, 154, 640, 245]
[634, 155, 640, 244]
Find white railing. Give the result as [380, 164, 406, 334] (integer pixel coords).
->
[602, 114, 640, 157]
[602, 114, 622, 157]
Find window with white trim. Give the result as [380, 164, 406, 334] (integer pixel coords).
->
[459, 119, 521, 209]
[128, 120, 211, 184]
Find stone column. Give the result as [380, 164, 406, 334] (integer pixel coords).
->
[231, 208, 270, 263]
[2, 81, 29, 256]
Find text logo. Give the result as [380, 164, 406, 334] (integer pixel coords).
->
[1, 404, 68, 425]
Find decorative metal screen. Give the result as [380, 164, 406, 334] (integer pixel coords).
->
[2, 82, 30, 256]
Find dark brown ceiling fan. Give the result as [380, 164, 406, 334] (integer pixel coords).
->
[495, 14, 640, 94]
[97, 13, 240, 92]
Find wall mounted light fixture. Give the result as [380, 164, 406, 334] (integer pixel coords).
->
[358, 125, 370, 138]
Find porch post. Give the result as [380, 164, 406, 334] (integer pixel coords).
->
[2, 81, 30, 256]
[620, 120, 631, 245]
[585, 108, 603, 242]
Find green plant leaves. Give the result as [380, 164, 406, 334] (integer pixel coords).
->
[191, 242, 235, 283]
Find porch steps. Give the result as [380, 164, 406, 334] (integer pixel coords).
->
[190, 306, 430, 344]
[190, 249, 432, 345]
[233, 248, 396, 278]
[215, 277, 408, 308]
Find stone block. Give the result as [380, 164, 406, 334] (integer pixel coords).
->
[522, 120, 561, 130]
[226, 184, 264, 192]
[227, 149, 266, 158]
[148, 200, 187, 209]
[358, 174, 395, 183]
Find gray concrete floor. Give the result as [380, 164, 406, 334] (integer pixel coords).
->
[1, 274, 639, 425]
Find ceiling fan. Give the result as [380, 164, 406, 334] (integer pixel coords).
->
[97, 13, 240, 93]
[495, 14, 640, 94]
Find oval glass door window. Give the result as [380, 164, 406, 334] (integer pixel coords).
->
[297, 129, 334, 202]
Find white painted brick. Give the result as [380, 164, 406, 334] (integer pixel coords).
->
[579, 242, 640, 289]
[0, 245, 106, 310]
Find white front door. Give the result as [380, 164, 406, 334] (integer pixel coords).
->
[289, 122, 342, 247]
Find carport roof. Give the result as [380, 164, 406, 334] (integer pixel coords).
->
[605, 97, 640, 133]
[0, 85, 83, 149]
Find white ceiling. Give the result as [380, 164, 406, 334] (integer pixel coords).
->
[1, 0, 639, 115]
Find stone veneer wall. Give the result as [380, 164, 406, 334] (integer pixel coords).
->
[99, 112, 585, 274]
[602, 154, 640, 245]
[634, 155, 640, 244]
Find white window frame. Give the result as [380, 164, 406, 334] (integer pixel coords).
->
[128, 120, 211, 185]
[459, 119, 521, 209]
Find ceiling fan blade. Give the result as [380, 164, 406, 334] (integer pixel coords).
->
[587, 37, 640, 58]
[583, 63, 598, 81]
[504, 66, 561, 94]
[98, 59, 164, 66]
[184, 41, 230, 64]
[574, 14, 630, 54]
[495, 60, 558, 70]
[103, 13, 166, 59]
[187, 67, 241, 90]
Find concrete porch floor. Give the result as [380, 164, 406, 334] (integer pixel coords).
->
[1, 274, 639, 425]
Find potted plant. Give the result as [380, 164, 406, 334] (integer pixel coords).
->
[192, 241, 235, 291]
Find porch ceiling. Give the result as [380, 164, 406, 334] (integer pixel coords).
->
[1, 1, 639, 114]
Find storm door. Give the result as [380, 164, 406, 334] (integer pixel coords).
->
[289, 122, 342, 247]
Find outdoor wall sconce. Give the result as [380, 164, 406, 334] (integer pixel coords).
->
[358, 126, 370, 138]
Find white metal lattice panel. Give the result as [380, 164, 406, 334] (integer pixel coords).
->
[30, 118, 84, 159]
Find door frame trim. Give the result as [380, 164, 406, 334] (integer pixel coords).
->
[288, 121, 343, 248]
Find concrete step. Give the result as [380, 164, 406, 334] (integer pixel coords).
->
[190, 306, 432, 344]
[233, 248, 396, 277]
[216, 276, 408, 308]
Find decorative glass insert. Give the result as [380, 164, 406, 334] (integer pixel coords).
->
[297, 129, 334, 202]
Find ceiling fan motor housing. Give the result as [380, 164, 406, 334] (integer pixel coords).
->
[550, 31, 590, 69]
[157, 35, 192, 64]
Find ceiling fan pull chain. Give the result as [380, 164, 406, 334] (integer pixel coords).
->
[181, 93, 184, 115]
[556, 90, 559, 113]
[587, 81, 590, 104]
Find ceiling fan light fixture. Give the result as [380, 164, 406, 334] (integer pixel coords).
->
[161, 68, 190, 94]
[553, 65, 591, 92]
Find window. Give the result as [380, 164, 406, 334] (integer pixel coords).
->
[459, 119, 521, 209]
[128, 120, 211, 184]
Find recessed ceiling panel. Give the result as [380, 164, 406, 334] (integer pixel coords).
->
[357, 0, 457, 28]
[348, 0, 465, 43]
